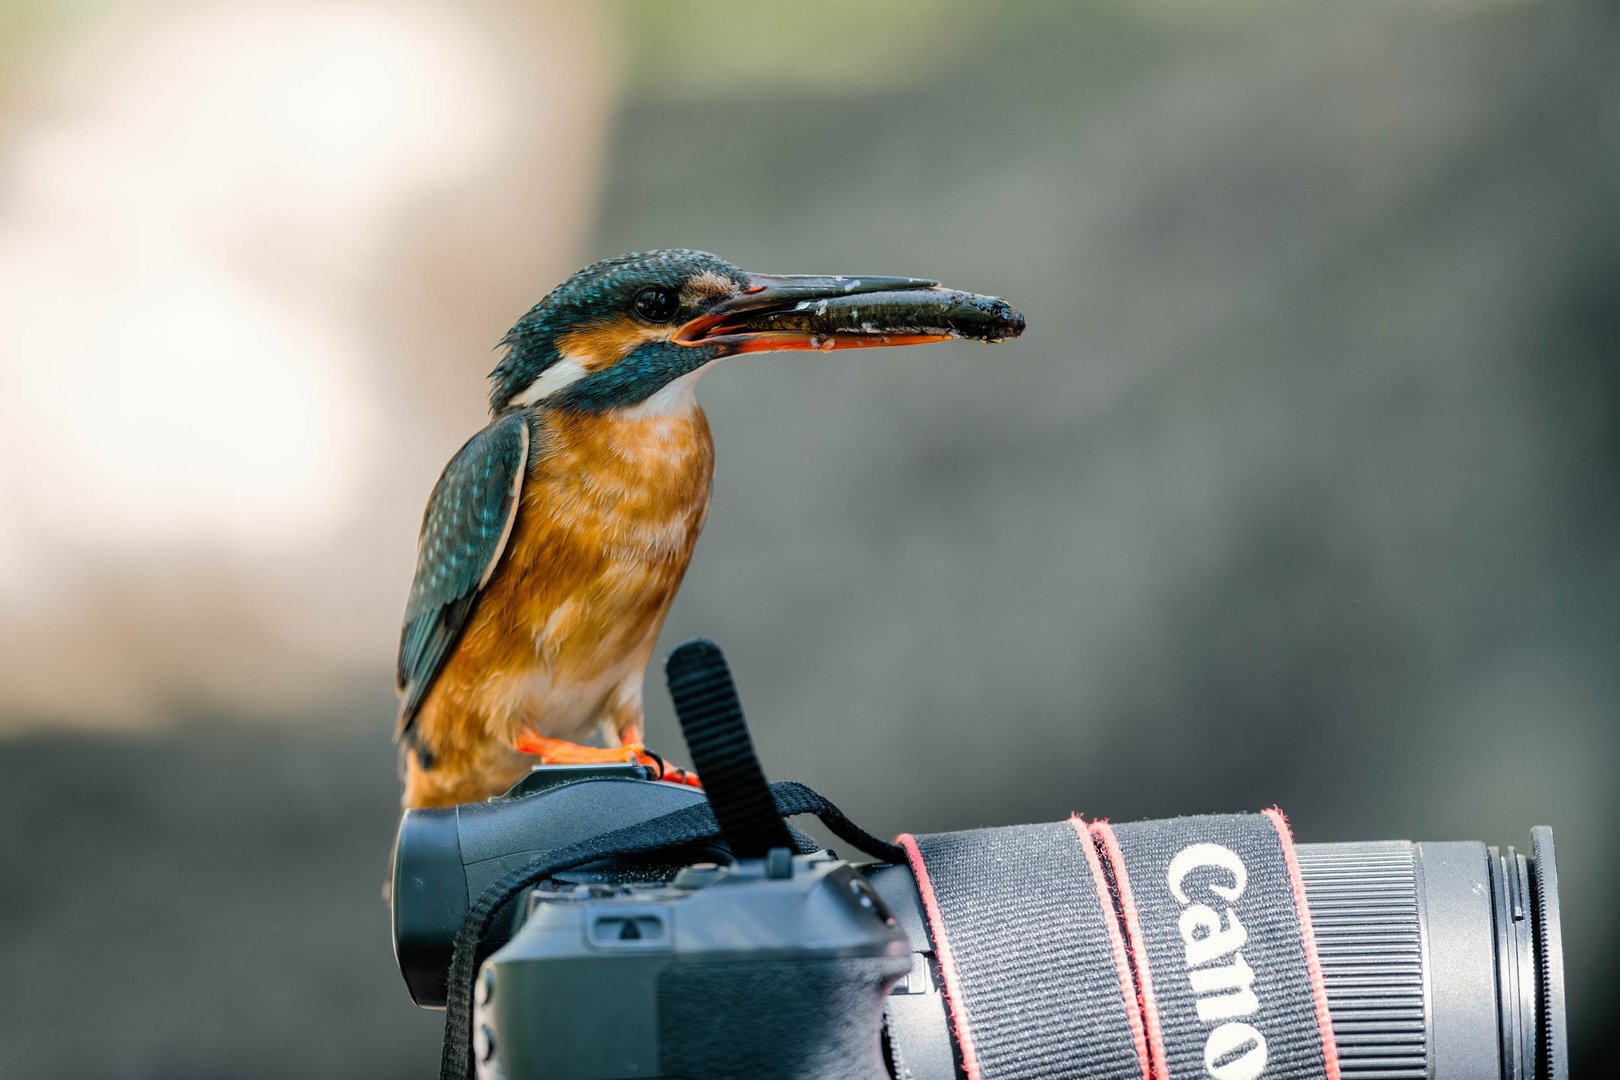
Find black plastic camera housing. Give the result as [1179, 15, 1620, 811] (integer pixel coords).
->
[392, 764, 725, 1010]
[474, 851, 910, 1080]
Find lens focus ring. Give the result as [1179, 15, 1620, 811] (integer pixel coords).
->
[1299, 842, 1426, 1078]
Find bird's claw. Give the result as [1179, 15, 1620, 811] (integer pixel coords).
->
[511, 733, 701, 788]
[636, 746, 703, 788]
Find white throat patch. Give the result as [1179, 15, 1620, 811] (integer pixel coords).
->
[619, 369, 704, 418]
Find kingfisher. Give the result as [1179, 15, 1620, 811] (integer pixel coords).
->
[397, 249, 1023, 809]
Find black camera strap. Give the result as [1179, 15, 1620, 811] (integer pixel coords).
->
[1095, 812, 1339, 1080]
[903, 812, 1340, 1080]
[438, 646, 1337, 1080]
[440, 791, 1341, 1080]
[899, 821, 1150, 1080]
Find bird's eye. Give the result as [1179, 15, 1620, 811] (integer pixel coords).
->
[634, 287, 678, 323]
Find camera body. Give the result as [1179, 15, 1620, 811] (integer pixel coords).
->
[397, 764, 1569, 1080]
[393, 761, 960, 1080]
[474, 852, 910, 1080]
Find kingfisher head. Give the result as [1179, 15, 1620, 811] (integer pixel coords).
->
[489, 248, 1024, 414]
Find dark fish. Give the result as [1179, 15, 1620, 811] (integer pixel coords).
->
[745, 288, 1026, 344]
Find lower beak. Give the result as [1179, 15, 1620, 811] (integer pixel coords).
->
[675, 273, 1025, 356]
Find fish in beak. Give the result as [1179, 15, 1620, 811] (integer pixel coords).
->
[676, 274, 1025, 356]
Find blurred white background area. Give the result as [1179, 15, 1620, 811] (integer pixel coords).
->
[0, 0, 611, 726]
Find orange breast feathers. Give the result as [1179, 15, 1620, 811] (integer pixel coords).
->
[412, 404, 716, 761]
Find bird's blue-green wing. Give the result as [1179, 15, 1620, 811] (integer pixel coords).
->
[396, 410, 531, 737]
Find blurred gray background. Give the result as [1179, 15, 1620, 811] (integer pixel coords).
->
[0, 0, 1614, 1075]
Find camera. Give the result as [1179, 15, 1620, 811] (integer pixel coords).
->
[477, 848, 911, 1080]
[392, 642, 1568, 1080]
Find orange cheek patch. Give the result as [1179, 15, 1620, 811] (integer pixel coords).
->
[556, 316, 671, 372]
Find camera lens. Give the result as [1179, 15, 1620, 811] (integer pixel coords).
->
[1296, 827, 1567, 1079]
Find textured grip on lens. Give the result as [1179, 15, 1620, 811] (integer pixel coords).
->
[665, 639, 794, 858]
[1296, 842, 1425, 1078]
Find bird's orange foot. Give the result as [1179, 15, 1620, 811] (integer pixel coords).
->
[511, 733, 702, 789]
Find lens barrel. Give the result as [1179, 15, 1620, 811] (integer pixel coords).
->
[1297, 827, 1566, 1080]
